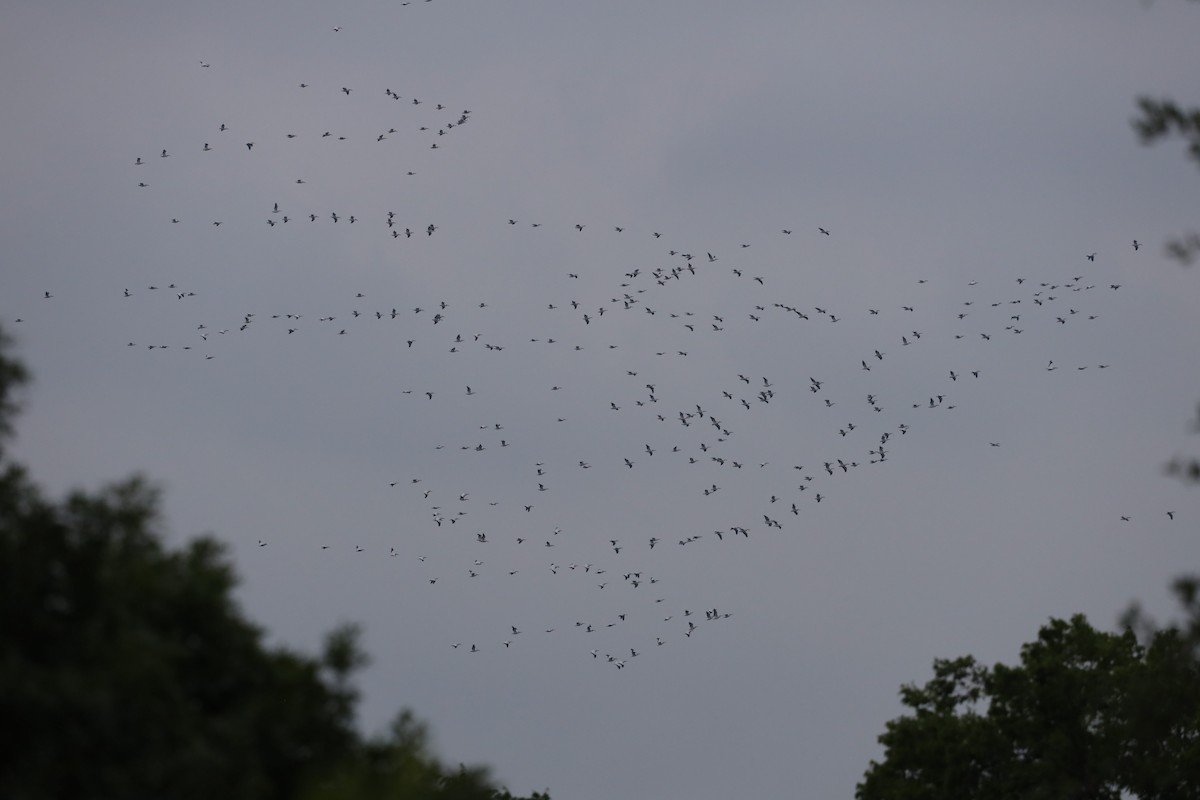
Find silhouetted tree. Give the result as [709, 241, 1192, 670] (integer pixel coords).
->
[0, 327, 549, 800]
[1131, 4, 1200, 478]
[1134, 97, 1200, 265]
[302, 710, 551, 800]
[1165, 403, 1200, 483]
[0, 326, 27, 459]
[856, 580, 1200, 800]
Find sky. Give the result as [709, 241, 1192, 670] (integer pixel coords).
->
[3, 2, 1199, 798]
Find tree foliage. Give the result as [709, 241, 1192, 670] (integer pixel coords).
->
[1133, 97, 1200, 266]
[862, 63, 1200, 795]
[856, 583, 1200, 800]
[1132, 5, 1200, 476]
[1135, 97, 1200, 171]
[0, 327, 549, 800]
[302, 710, 551, 800]
[0, 325, 28, 459]
[1165, 402, 1200, 484]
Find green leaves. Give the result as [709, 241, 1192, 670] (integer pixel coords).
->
[323, 623, 371, 685]
[299, 708, 548, 800]
[0, 331, 550, 800]
[1133, 97, 1200, 168]
[1165, 404, 1200, 483]
[857, 599, 1200, 800]
[0, 325, 29, 457]
[1132, 97, 1200, 266]
[0, 467, 359, 800]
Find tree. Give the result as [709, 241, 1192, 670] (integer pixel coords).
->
[0, 472, 361, 799]
[301, 710, 551, 800]
[0, 327, 549, 800]
[0, 325, 28, 459]
[856, 581, 1200, 800]
[859, 74, 1200, 792]
[1133, 96, 1200, 265]
[1165, 402, 1200, 483]
[1131, 4, 1200, 479]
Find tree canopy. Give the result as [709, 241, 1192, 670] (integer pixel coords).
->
[0, 325, 28, 459]
[1134, 96, 1200, 266]
[1132, 4, 1200, 476]
[859, 55, 1200, 796]
[0, 327, 548, 800]
[1165, 402, 1200, 484]
[856, 580, 1200, 800]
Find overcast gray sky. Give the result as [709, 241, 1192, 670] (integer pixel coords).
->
[3, 2, 1199, 798]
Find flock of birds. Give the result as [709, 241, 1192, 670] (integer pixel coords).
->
[10, 34, 1180, 669]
